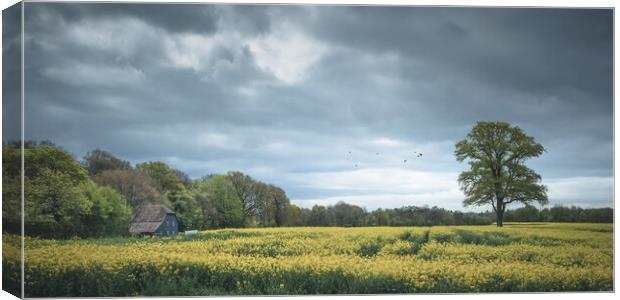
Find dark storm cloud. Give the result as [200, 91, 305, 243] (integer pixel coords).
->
[25, 2, 220, 34]
[308, 7, 612, 98]
[2, 2, 21, 143]
[15, 3, 613, 210]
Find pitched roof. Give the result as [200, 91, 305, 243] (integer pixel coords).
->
[129, 204, 175, 234]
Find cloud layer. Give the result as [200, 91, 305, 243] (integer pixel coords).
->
[14, 3, 613, 210]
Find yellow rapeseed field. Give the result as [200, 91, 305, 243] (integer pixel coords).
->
[2, 223, 613, 296]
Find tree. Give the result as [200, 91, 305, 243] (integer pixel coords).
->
[83, 149, 131, 175]
[270, 185, 292, 227]
[2, 143, 22, 233]
[332, 201, 366, 227]
[167, 188, 203, 231]
[364, 209, 391, 226]
[136, 161, 202, 230]
[80, 183, 133, 237]
[455, 121, 548, 227]
[306, 205, 336, 226]
[254, 182, 277, 227]
[504, 204, 542, 222]
[193, 175, 244, 228]
[4, 143, 133, 238]
[92, 169, 164, 209]
[228, 171, 258, 224]
[21, 145, 92, 237]
[136, 161, 182, 192]
[175, 169, 193, 189]
[286, 204, 303, 226]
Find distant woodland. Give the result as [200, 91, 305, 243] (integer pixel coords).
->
[2, 141, 613, 239]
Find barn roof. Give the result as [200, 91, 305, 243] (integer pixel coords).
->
[129, 204, 175, 234]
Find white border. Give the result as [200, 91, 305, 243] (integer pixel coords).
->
[0, 1, 617, 300]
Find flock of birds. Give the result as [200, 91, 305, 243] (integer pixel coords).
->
[345, 150, 423, 168]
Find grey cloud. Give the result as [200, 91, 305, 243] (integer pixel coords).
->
[2, 3, 21, 143]
[25, 2, 220, 34]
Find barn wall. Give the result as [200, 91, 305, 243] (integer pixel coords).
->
[155, 214, 178, 236]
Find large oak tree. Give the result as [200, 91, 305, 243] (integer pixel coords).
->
[455, 121, 548, 227]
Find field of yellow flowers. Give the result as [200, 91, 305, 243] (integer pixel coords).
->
[2, 223, 613, 296]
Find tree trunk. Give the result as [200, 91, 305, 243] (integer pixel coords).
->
[496, 200, 504, 227]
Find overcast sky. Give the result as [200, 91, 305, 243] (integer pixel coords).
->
[8, 3, 613, 210]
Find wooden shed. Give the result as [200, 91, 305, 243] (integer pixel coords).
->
[129, 204, 179, 236]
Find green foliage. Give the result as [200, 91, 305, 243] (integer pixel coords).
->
[504, 205, 613, 223]
[194, 175, 244, 228]
[227, 171, 294, 227]
[333, 201, 366, 227]
[21, 145, 92, 237]
[136, 161, 203, 230]
[92, 169, 164, 209]
[3, 144, 133, 238]
[167, 188, 203, 231]
[83, 149, 131, 176]
[357, 238, 386, 257]
[286, 204, 303, 226]
[80, 183, 133, 237]
[228, 171, 259, 222]
[455, 121, 548, 226]
[2, 143, 22, 233]
[136, 161, 183, 193]
[305, 205, 336, 226]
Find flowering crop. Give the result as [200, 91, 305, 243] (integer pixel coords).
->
[2, 223, 612, 296]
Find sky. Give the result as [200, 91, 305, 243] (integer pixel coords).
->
[4, 3, 613, 211]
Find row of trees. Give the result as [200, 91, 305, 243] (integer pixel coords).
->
[503, 205, 613, 223]
[2, 141, 613, 239]
[77, 146, 299, 232]
[3, 142, 133, 238]
[293, 203, 494, 227]
[292, 203, 613, 226]
[2, 142, 298, 238]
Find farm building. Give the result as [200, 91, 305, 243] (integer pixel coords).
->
[129, 204, 179, 236]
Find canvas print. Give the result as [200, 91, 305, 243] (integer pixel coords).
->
[1, 1, 614, 297]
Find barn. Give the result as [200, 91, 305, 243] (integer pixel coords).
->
[129, 204, 179, 236]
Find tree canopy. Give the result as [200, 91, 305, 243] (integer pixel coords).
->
[92, 169, 164, 208]
[3, 144, 131, 238]
[455, 121, 548, 226]
[83, 149, 131, 175]
[193, 175, 244, 228]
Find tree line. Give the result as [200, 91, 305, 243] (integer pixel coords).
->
[292, 203, 612, 227]
[1, 141, 612, 239]
[503, 205, 613, 223]
[3, 141, 300, 238]
[293, 203, 494, 227]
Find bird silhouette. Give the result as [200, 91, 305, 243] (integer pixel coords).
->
[403, 159, 407, 163]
